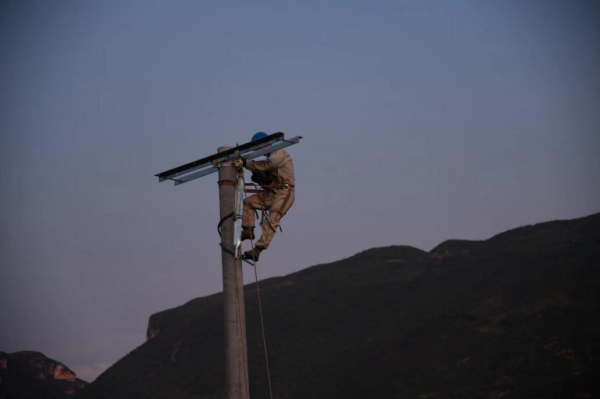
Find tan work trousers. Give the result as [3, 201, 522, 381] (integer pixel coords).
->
[242, 187, 295, 249]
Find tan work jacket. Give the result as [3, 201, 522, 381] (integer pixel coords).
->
[246, 149, 295, 187]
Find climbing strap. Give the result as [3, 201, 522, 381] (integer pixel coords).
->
[217, 179, 236, 186]
[219, 179, 266, 194]
[244, 181, 265, 194]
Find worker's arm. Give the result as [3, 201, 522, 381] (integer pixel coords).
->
[245, 150, 286, 172]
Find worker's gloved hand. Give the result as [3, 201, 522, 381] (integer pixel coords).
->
[233, 157, 246, 169]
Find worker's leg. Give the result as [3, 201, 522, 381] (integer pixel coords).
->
[242, 192, 270, 229]
[255, 189, 295, 250]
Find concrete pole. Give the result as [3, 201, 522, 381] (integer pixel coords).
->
[217, 147, 250, 399]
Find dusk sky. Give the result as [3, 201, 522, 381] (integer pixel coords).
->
[1, 0, 599, 382]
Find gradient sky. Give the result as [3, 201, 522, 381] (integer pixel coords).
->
[1, 0, 599, 382]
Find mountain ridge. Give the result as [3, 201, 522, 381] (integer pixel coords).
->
[78, 212, 600, 399]
[0, 351, 88, 399]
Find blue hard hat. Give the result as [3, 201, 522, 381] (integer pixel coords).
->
[252, 132, 268, 141]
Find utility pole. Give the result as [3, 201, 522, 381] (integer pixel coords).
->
[217, 147, 249, 399]
[155, 133, 302, 399]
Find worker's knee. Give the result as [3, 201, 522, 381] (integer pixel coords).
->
[244, 197, 258, 209]
[244, 194, 266, 209]
[266, 211, 283, 226]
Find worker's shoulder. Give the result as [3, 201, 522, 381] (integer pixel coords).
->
[271, 148, 291, 158]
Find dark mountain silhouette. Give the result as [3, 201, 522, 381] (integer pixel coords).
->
[0, 351, 88, 399]
[78, 213, 600, 399]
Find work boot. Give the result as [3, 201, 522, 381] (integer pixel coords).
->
[243, 246, 264, 262]
[241, 227, 255, 241]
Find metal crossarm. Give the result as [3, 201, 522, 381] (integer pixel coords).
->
[155, 132, 283, 182]
[155, 132, 303, 186]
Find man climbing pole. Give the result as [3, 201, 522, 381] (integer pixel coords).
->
[240, 132, 295, 262]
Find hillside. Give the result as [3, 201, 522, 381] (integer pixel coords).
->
[0, 351, 88, 399]
[78, 213, 600, 399]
